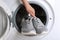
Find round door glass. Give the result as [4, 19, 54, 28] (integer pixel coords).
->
[0, 7, 7, 38]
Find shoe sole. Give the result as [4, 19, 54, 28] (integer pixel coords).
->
[40, 31, 48, 35]
[21, 31, 36, 36]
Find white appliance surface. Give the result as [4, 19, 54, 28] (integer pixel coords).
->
[0, 0, 60, 40]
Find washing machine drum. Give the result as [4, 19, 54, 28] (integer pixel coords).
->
[15, 0, 54, 37]
[0, 7, 8, 38]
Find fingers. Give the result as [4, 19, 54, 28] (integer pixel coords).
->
[30, 9, 35, 17]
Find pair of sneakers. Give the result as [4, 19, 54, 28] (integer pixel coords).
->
[21, 15, 47, 36]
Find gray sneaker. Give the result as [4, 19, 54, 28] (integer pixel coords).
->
[32, 17, 47, 34]
[21, 16, 36, 36]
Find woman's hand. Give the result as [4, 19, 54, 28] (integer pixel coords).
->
[25, 4, 35, 17]
[21, 0, 35, 17]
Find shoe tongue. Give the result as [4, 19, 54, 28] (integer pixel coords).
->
[33, 17, 37, 20]
[25, 16, 33, 21]
[33, 17, 40, 22]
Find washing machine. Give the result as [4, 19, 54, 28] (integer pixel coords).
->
[0, 0, 60, 40]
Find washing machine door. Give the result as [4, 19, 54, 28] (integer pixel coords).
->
[0, 1, 12, 39]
